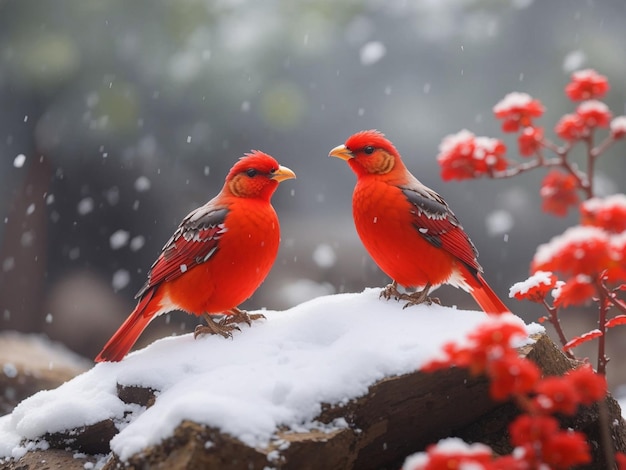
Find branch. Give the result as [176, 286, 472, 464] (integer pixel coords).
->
[542, 300, 576, 360]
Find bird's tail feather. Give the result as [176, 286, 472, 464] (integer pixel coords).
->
[469, 272, 510, 314]
[95, 289, 160, 362]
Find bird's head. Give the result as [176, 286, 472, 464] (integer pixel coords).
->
[226, 151, 296, 200]
[329, 129, 402, 178]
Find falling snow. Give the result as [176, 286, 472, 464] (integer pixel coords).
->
[112, 269, 131, 291]
[2, 257, 15, 272]
[134, 176, 151, 192]
[359, 41, 386, 66]
[13, 154, 26, 168]
[110, 230, 130, 250]
[77, 198, 95, 216]
[3, 363, 18, 379]
[562, 50, 587, 73]
[485, 210, 514, 237]
[129, 236, 145, 252]
[312, 244, 337, 269]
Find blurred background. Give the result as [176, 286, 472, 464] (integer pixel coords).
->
[1, 0, 625, 385]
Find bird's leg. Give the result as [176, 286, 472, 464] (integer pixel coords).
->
[223, 307, 266, 327]
[380, 280, 402, 301]
[380, 282, 440, 309]
[399, 283, 442, 309]
[194, 313, 240, 339]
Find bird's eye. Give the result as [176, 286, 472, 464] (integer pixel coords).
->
[246, 168, 258, 178]
[269, 168, 277, 174]
[363, 146, 375, 155]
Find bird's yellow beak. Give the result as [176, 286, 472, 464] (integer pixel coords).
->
[328, 144, 354, 161]
[271, 165, 297, 182]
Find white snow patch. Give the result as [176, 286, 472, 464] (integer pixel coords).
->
[438, 129, 475, 155]
[403, 437, 492, 469]
[110, 230, 130, 250]
[611, 116, 626, 135]
[509, 271, 554, 298]
[577, 99, 610, 115]
[13, 154, 26, 168]
[0, 290, 541, 462]
[582, 194, 626, 214]
[493, 92, 534, 113]
[359, 41, 386, 66]
[533, 226, 609, 267]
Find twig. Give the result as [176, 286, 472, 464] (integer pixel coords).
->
[595, 278, 610, 375]
[542, 300, 576, 360]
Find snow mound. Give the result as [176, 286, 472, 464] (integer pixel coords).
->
[0, 289, 541, 462]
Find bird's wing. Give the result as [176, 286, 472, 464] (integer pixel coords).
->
[135, 206, 229, 298]
[400, 185, 482, 274]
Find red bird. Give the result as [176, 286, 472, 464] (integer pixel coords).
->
[329, 130, 508, 314]
[95, 151, 296, 362]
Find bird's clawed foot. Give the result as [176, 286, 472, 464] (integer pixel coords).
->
[380, 281, 440, 309]
[223, 307, 266, 327]
[194, 313, 240, 340]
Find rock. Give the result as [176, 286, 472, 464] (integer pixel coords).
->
[0, 331, 90, 415]
[1, 333, 624, 469]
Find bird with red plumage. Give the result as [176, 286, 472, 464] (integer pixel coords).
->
[96, 151, 295, 362]
[329, 130, 509, 314]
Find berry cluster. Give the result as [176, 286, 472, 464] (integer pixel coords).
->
[406, 319, 612, 469]
[439, 69, 626, 373]
[421, 69, 626, 467]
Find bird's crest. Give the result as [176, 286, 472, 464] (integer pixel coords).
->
[227, 150, 280, 180]
[345, 129, 399, 156]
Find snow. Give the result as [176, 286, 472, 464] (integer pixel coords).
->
[134, 176, 151, 192]
[577, 99, 610, 114]
[438, 129, 474, 155]
[485, 209, 513, 237]
[402, 437, 492, 469]
[492, 92, 534, 113]
[109, 230, 130, 250]
[611, 116, 626, 135]
[582, 193, 626, 213]
[0, 289, 542, 462]
[533, 226, 609, 267]
[112, 269, 130, 291]
[562, 50, 587, 72]
[77, 197, 95, 216]
[509, 271, 554, 298]
[312, 243, 337, 268]
[13, 154, 26, 168]
[359, 41, 386, 66]
[129, 235, 145, 252]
